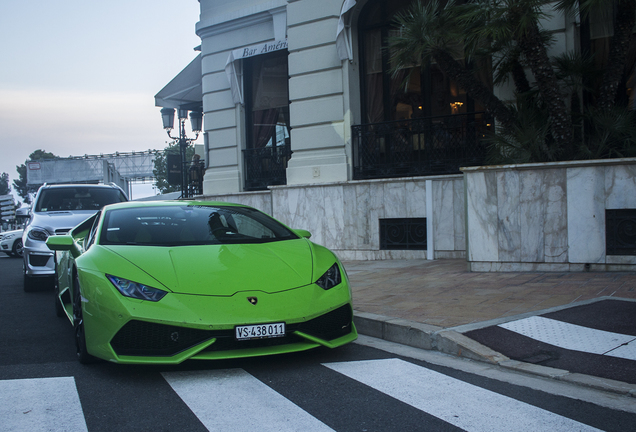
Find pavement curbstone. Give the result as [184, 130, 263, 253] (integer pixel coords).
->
[434, 330, 509, 364]
[383, 318, 441, 351]
[498, 360, 570, 379]
[353, 311, 392, 339]
[559, 373, 636, 396]
[353, 311, 441, 350]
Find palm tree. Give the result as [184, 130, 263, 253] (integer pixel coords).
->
[556, 0, 636, 112]
[388, 0, 636, 163]
[389, 0, 517, 129]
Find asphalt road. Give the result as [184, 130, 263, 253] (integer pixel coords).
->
[1, 256, 635, 432]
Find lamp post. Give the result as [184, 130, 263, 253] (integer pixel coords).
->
[160, 108, 203, 198]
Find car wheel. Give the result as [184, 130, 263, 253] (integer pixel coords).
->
[54, 262, 64, 318]
[73, 273, 96, 364]
[12, 239, 23, 258]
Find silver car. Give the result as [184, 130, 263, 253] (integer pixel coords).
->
[1, 229, 24, 257]
[22, 183, 128, 291]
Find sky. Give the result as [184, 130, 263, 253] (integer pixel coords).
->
[0, 0, 203, 200]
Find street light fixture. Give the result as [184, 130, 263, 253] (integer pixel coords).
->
[160, 107, 203, 198]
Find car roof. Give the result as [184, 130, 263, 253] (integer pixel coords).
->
[103, 200, 250, 211]
[40, 183, 121, 189]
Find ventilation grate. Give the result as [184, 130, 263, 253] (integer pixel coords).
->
[606, 209, 636, 256]
[380, 218, 427, 250]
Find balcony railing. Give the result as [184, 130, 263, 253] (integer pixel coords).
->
[352, 113, 492, 180]
[243, 144, 292, 191]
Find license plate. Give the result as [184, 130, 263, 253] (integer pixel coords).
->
[235, 322, 286, 340]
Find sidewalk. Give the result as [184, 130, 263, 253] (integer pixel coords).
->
[343, 258, 636, 396]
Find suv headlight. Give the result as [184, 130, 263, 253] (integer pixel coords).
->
[316, 263, 342, 290]
[107, 275, 167, 302]
[28, 228, 50, 242]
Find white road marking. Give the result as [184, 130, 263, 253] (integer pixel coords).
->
[499, 316, 636, 360]
[324, 358, 601, 432]
[0, 377, 88, 432]
[162, 369, 334, 432]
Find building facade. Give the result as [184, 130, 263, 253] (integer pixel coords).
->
[156, 0, 634, 263]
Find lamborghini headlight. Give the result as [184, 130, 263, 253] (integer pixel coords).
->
[316, 263, 341, 290]
[107, 274, 167, 302]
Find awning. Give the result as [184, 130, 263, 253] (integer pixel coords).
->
[155, 54, 202, 110]
[336, 0, 356, 61]
[225, 39, 289, 105]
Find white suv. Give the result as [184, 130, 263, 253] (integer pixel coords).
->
[22, 183, 128, 291]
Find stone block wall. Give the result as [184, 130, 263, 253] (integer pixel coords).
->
[200, 175, 466, 261]
[464, 158, 636, 271]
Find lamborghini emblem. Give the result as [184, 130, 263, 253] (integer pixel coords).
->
[247, 296, 258, 305]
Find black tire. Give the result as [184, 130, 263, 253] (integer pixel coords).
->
[73, 273, 96, 364]
[12, 239, 23, 258]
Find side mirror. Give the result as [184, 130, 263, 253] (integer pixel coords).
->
[294, 229, 312, 239]
[47, 235, 81, 258]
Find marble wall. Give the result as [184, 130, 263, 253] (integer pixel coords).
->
[200, 175, 466, 261]
[464, 158, 636, 271]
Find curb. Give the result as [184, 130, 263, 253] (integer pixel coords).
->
[353, 310, 636, 398]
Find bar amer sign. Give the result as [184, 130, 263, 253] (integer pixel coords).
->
[235, 39, 288, 60]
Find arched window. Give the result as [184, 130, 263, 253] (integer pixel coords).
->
[358, 0, 483, 124]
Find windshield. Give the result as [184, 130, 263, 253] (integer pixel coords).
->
[35, 187, 127, 212]
[100, 205, 298, 246]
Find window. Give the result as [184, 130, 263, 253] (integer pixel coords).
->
[243, 51, 291, 190]
[358, 0, 484, 124]
[245, 51, 290, 150]
[100, 205, 298, 246]
[35, 187, 127, 212]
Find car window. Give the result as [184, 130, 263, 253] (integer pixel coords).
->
[100, 205, 298, 246]
[35, 187, 127, 212]
[84, 212, 102, 250]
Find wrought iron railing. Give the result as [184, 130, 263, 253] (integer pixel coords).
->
[352, 113, 492, 180]
[243, 144, 292, 191]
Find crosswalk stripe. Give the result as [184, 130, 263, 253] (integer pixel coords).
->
[324, 358, 602, 432]
[499, 316, 636, 360]
[162, 369, 334, 432]
[0, 377, 88, 432]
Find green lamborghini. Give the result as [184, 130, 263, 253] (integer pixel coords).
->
[46, 200, 357, 364]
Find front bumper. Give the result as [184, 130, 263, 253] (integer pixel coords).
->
[78, 269, 357, 364]
[23, 236, 55, 276]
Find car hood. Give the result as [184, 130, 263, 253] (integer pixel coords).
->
[32, 211, 96, 233]
[103, 239, 314, 296]
[1, 229, 23, 239]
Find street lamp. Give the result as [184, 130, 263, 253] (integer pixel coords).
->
[160, 107, 203, 198]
